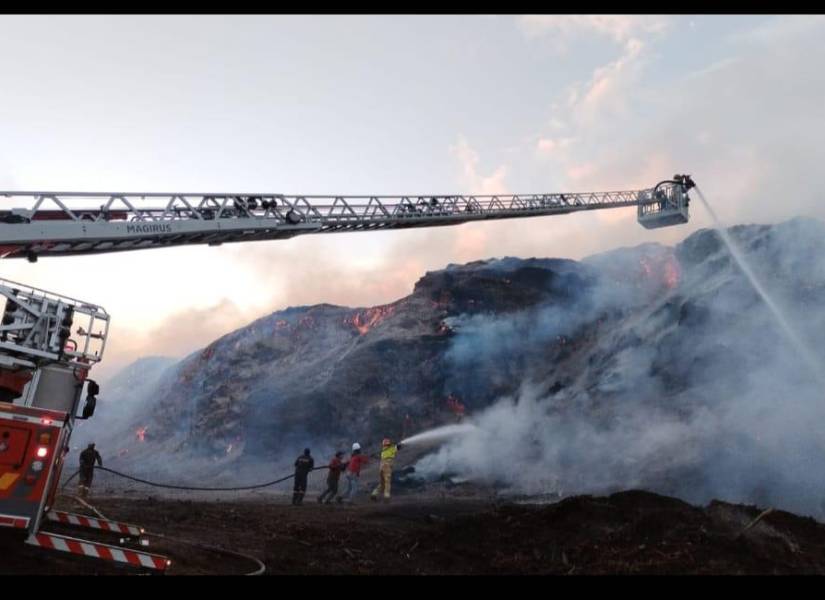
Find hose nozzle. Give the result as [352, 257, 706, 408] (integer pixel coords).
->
[673, 174, 696, 190]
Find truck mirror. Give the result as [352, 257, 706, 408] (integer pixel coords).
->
[81, 394, 96, 419]
[78, 379, 99, 419]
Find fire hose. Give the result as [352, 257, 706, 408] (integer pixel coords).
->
[61, 464, 329, 492]
[58, 464, 335, 575]
[55, 461, 375, 574]
[62, 493, 266, 575]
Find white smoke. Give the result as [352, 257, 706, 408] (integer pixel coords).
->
[416, 217, 825, 517]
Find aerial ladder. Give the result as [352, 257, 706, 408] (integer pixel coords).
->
[0, 174, 694, 573]
[0, 175, 694, 261]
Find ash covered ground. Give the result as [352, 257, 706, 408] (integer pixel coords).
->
[7, 487, 825, 575]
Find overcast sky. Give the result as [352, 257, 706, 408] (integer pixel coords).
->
[1, 15, 823, 378]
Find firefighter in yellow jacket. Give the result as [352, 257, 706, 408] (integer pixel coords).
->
[371, 438, 403, 502]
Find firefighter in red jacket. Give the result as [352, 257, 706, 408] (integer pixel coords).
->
[336, 443, 369, 504]
[318, 451, 346, 504]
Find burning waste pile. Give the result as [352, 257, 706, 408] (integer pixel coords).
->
[84, 217, 825, 518]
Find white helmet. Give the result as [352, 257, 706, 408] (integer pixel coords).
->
[352, 442, 361, 451]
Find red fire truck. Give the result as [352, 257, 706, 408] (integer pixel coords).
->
[0, 278, 169, 572]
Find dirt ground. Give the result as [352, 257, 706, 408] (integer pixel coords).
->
[5, 487, 825, 575]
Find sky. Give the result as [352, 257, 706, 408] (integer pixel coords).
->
[1, 14, 824, 379]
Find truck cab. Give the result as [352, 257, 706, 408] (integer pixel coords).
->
[0, 280, 108, 537]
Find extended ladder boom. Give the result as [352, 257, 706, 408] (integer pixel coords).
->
[0, 175, 694, 260]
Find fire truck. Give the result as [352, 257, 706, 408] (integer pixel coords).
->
[0, 278, 170, 572]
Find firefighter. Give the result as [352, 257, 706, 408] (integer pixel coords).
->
[78, 443, 102, 499]
[336, 443, 369, 504]
[318, 451, 347, 504]
[371, 438, 403, 502]
[292, 448, 314, 505]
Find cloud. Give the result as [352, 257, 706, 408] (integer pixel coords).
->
[98, 299, 249, 381]
[565, 16, 825, 226]
[573, 37, 646, 124]
[522, 18, 662, 181]
[728, 14, 825, 45]
[0, 159, 19, 190]
[518, 15, 670, 46]
[566, 162, 597, 183]
[449, 136, 510, 195]
[516, 14, 825, 245]
[536, 136, 573, 156]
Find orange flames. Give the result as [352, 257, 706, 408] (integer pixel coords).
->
[270, 316, 318, 339]
[638, 254, 681, 291]
[136, 427, 147, 442]
[640, 257, 654, 279]
[663, 257, 681, 289]
[446, 394, 466, 419]
[348, 304, 397, 336]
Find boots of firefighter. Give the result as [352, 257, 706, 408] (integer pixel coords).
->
[78, 485, 88, 500]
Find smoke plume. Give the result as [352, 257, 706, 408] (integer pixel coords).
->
[417, 217, 825, 517]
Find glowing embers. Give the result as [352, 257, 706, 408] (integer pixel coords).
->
[663, 257, 681, 289]
[445, 394, 466, 420]
[638, 253, 682, 291]
[346, 304, 397, 336]
[135, 426, 147, 442]
[436, 321, 453, 336]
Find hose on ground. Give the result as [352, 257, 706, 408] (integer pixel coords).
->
[62, 464, 328, 492]
[61, 494, 266, 575]
[143, 530, 266, 576]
